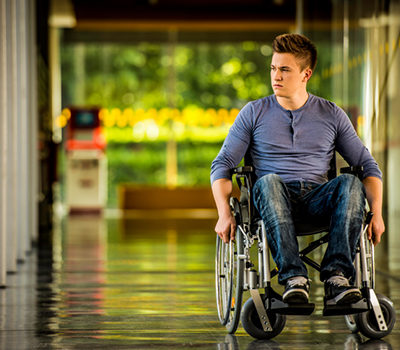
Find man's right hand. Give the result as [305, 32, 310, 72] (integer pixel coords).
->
[215, 212, 236, 243]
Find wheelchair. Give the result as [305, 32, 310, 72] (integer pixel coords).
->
[215, 158, 396, 340]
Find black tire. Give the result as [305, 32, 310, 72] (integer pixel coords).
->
[215, 211, 244, 333]
[357, 294, 396, 339]
[241, 295, 286, 340]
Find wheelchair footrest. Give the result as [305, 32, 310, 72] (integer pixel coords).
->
[270, 298, 315, 315]
[323, 298, 369, 316]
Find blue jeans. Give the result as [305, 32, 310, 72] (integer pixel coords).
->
[253, 174, 366, 285]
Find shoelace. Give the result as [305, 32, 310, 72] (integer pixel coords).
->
[327, 275, 350, 287]
[287, 276, 308, 287]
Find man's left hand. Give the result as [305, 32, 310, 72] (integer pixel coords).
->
[367, 213, 385, 246]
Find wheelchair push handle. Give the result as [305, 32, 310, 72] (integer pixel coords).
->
[232, 166, 254, 175]
[340, 165, 364, 179]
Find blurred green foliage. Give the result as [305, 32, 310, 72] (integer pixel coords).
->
[61, 41, 274, 110]
[105, 140, 222, 207]
[60, 41, 274, 206]
[106, 142, 167, 206]
[177, 142, 223, 186]
[60, 39, 334, 207]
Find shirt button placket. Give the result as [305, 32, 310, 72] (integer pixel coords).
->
[289, 111, 296, 145]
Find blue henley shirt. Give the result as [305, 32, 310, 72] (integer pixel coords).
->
[210, 94, 382, 184]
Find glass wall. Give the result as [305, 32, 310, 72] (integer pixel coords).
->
[305, 0, 400, 270]
[59, 40, 274, 206]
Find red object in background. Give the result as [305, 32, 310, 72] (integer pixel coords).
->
[65, 107, 106, 151]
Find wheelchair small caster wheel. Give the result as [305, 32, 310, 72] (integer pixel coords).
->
[357, 294, 396, 339]
[241, 295, 286, 339]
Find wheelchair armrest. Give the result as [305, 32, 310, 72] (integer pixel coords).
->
[340, 166, 364, 179]
[232, 166, 254, 175]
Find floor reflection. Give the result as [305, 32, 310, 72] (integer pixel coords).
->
[0, 213, 399, 349]
[216, 334, 393, 350]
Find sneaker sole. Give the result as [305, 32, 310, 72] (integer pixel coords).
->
[283, 289, 309, 304]
[326, 290, 362, 305]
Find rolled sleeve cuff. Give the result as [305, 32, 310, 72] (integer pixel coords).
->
[362, 169, 382, 181]
[210, 169, 232, 185]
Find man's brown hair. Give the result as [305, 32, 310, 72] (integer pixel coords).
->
[272, 33, 317, 71]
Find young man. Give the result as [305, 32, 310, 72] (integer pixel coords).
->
[210, 33, 385, 305]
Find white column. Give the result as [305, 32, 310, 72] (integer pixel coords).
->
[342, 0, 349, 111]
[0, 0, 8, 287]
[11, 0, 25, 264]
[18, 0, 31, 258]
[12, 0, 34, 261]
[2, 0, 38, 276]
[7, 0, 17, 273]
[295, 0, 303, 34]
[28, 0, 39, 245]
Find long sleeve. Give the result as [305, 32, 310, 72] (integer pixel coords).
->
[210, 103, 253, 184]
[335, 108, 382, 180]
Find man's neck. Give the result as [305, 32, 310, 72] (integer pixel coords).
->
[276, 91, 309, 111]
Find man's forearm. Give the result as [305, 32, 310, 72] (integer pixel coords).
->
[212, 178, 237, 242]
[212, 178, 233, 216]
[362, 176, 383, 214]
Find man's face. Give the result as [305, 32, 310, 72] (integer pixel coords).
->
[270, 53, 310, 98]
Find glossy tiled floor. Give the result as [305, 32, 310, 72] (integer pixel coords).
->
[0, 213, 399, 349]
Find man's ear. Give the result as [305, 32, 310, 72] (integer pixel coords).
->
[303, 68, 313, 82]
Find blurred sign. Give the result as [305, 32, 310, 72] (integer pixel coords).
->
[65, 108, 107, 213]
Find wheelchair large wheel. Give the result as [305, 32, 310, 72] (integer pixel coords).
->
[241, 295, 286, 340]
[357, 294, 396, 339]
[215, 228, 244, 333]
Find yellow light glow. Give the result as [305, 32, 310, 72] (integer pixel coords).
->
[56, 114, 67, 128]
[62, 108, 71, 119]
[59, 107, 242, 133]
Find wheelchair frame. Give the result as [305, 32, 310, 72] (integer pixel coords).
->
[215, 165, 396, 340]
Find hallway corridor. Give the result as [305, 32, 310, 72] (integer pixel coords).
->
[0, 214, 398, 349]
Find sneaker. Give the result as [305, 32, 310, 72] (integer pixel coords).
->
[324, 273, 362, 305]
[282, 276, 310, 304]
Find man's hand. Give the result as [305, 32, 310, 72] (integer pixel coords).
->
[367, 213, 385, 246]
[215, 212, 236, 243]
[362, 176, 385, 246]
